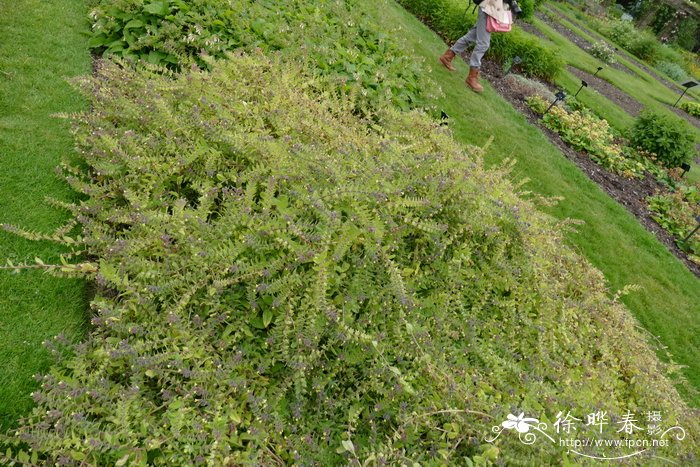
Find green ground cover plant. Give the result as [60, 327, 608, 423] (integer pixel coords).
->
[3, 50, 699, 466]
[0, 0, 90, 431]
[396, 0, 564, 80]
[88, 0, 434, 113]
[3, 1, 700, 464]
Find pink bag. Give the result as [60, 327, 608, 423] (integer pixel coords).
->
[486, 11, 513, 33]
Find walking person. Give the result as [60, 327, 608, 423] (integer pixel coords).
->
[439, 0, 515, 93]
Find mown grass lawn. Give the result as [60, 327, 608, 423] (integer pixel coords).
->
[0, 0, 90, 430]
[381, 0, 700, 404]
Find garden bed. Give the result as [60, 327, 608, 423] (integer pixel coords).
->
[479, 57, 700, 278]
[542, 4, 698, 106]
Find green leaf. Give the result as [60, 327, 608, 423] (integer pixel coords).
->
[143, 1, 169, 16]
[124, 19, 144, 30]
[341, 439, 355, 454]
[263, 309, 273, 328]
[17, 451, 29, 463]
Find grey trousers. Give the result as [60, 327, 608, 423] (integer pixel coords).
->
[450, 8, 491, 69]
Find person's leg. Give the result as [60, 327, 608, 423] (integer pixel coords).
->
[451, 27, 478, 55]
[469, 9, 491, 69]
[440, 26, 477, 71]
[467, 9, 491, 92]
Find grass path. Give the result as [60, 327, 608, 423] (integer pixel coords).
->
[0, 0, 90, 430]
[380, 0, 700, 405]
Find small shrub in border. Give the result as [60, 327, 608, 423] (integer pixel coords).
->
[648, 187, 700, 262]
[630, 110, 695, 169]
[526, 95, 647, 178]
[501, 73, 556, 101]
[589, 40, 616, 64]
[656, 60, 690, 82]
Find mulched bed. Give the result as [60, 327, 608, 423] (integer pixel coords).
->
[567, 65, 645, 117]
[476, 57, 700, 278]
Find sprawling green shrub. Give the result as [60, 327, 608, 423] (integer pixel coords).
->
[3, 54, 699, 465]
[680, 101, 700, 118]
[630, 110, 696, 168]
[88, 0, 434, 113]
[397, 0, 563, 80]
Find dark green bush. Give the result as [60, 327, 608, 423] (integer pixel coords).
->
[630, 110, 696, 168]
[397, 0, 563, 81]
[2, 52, 699, 466]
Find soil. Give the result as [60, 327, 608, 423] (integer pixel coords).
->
[476, 56, 700, 278]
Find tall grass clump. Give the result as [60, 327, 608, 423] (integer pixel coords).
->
[1, 53, 698, 465]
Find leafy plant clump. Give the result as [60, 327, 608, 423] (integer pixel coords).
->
[656, 60, 690, 82]
[87, 0, 434, 113]
[501, 73, 556, 101]
[3, 54, 699, 465]
[630, 110, 696, 168]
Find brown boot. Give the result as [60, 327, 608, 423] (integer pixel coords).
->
[439, 49, 457, 71]
[466, 67, 483, 93]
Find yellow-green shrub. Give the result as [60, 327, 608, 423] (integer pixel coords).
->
[2, 53, 698, 466]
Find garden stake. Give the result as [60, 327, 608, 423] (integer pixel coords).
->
[543, 91, 566, 116]
[683, 215, 700, 242]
